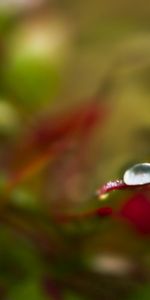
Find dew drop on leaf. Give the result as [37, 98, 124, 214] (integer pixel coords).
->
[123, 163, 150, 186]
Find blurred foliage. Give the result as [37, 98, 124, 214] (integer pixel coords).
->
[0, 0, 149, 299]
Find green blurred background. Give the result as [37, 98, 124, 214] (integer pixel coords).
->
[0, 0, 150, 299]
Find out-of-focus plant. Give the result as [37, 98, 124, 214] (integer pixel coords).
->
[3, 16, 70, 109]
[0, 96, 111, 300]
[0, 1, 150, 300]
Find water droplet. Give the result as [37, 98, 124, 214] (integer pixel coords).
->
[123, 163, 150, 186]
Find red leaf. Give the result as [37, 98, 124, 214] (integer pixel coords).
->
[21, 100, 107, 153]
[6, 100, 107, 191]
[96, 180, 150, 199]
[96, 180, 130, 198]
[96, 206, 113, 217]
[120, 193, 150, 235]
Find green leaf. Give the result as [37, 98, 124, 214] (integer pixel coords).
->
[0, 227, 43, 284]
[64, 290, 86, 300]
[7, 279, 49, 300]
[128, 285, 150, 300]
